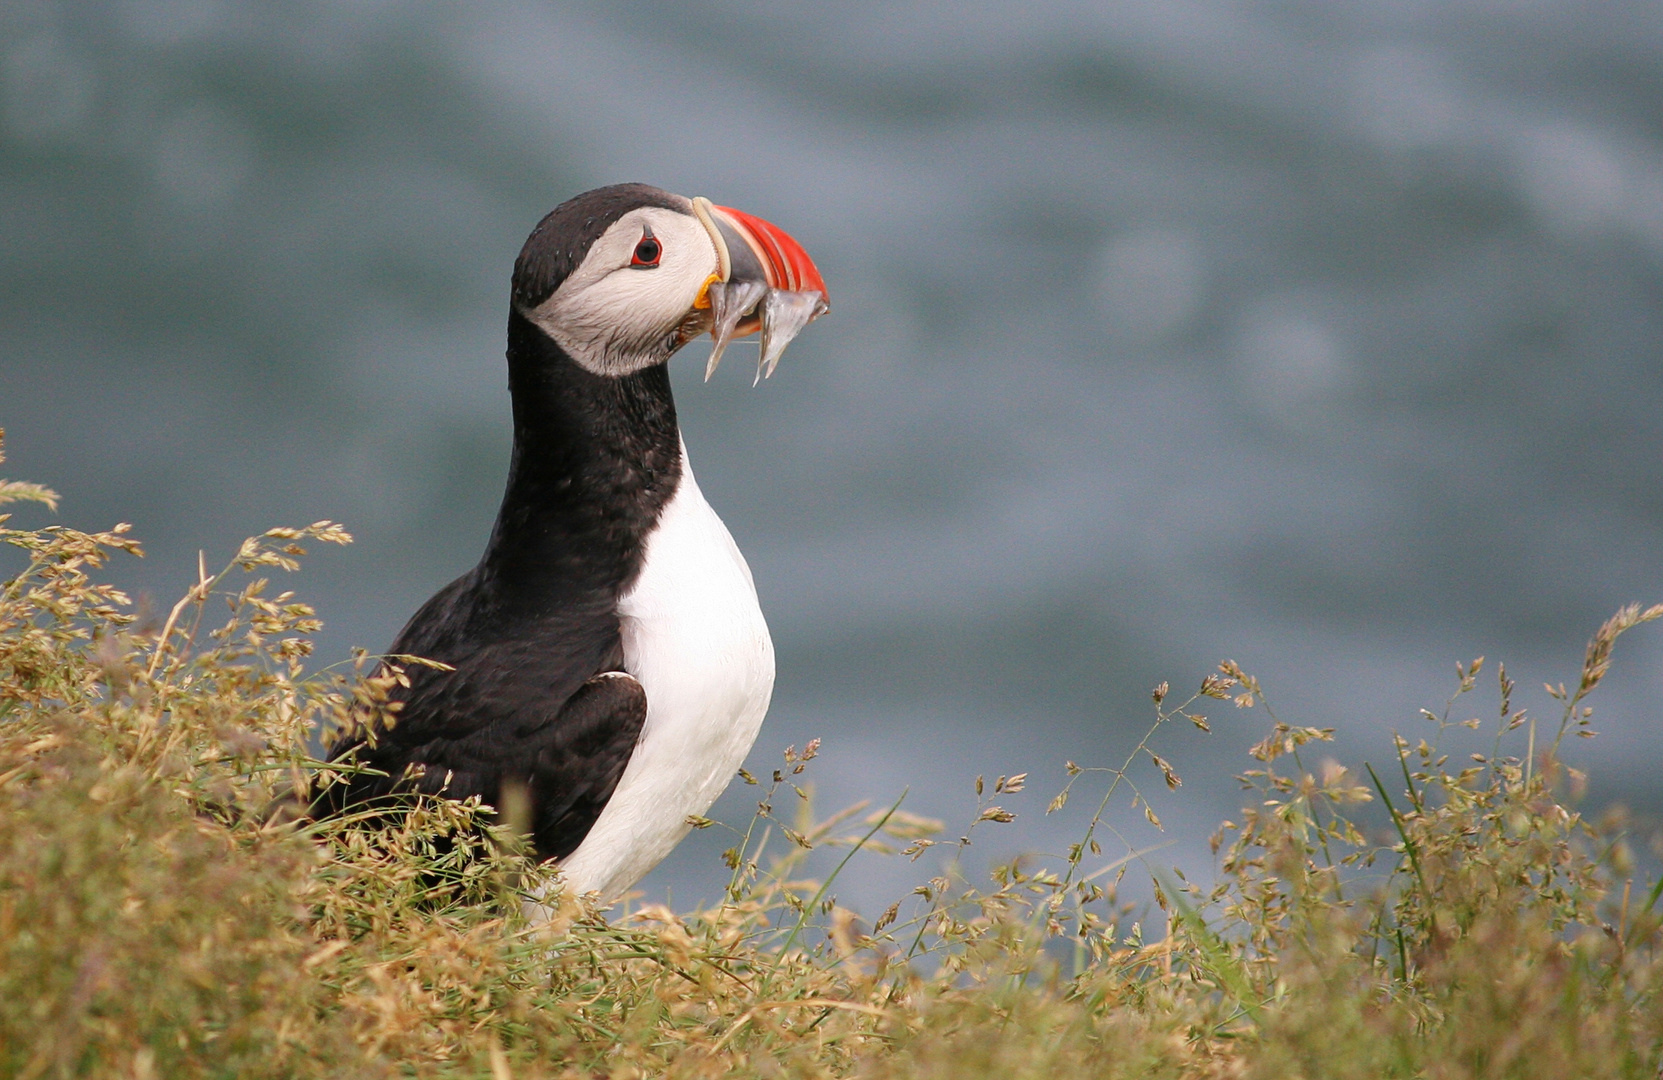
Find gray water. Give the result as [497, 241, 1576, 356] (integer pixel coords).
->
[4, 0, 1662, 912]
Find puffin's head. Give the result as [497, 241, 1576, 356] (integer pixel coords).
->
[511, 183, 828, 382]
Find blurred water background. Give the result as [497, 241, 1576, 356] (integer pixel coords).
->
[4, 0, 1662, 912]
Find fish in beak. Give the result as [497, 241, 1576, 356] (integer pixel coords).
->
[691, 197, 830, 383]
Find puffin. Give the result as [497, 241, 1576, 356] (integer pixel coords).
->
[317, 183, 827, 904]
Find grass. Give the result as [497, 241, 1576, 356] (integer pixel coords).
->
[4, 427, 1663, 1078]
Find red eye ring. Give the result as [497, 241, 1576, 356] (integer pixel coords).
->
[630, 234, 662, 267]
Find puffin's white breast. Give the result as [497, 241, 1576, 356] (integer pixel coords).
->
[550, 443, 774, 902]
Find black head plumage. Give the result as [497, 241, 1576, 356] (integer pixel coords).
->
[510, 183, 686, 310]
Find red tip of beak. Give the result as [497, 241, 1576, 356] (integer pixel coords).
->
[716, 205, 828, 300]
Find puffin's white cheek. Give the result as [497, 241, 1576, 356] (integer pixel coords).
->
[586, 274, 695, 344]
[527, 206, 720, 376]
[541, 271, 701, 375]
[625, 269, 699, 324]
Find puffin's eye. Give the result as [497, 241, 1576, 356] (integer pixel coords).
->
[630, 235, 662, 267]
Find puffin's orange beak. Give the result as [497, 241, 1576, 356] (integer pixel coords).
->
[691, 196, 829, 382]
[712, 204, 829, 297]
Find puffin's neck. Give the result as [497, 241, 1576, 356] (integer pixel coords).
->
[479, 310, 683, 601]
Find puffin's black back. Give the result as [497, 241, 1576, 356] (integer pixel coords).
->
[317, 185, 687, 860]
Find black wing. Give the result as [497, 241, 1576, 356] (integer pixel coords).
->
[316, 568, 647, 861]
[525, 671, 646, 858]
